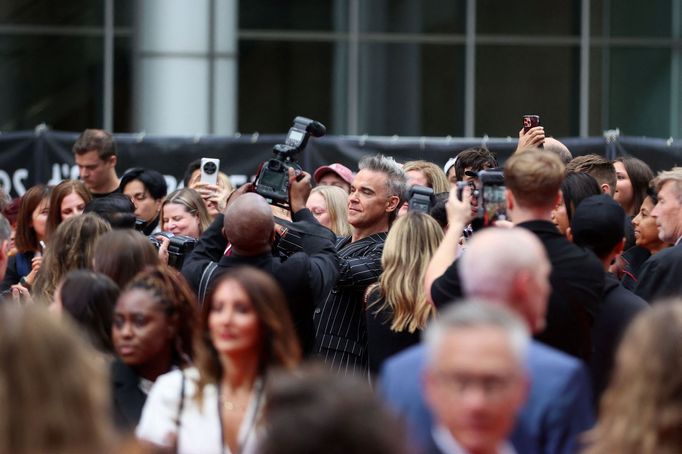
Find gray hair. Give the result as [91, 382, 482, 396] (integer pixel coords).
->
[653, 167, 682, 203]
[358, 154, 407, 199]
[459, 227, 548, 302]
[424, 300, 530, 368]
[0, 215, 10, 243]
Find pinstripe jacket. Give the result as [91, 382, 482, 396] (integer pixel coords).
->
[312, 232, 387, 374]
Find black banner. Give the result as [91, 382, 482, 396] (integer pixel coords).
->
[0, 129, 680, 197]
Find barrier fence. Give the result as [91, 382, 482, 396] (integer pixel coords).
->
[0, 128, 680, 197]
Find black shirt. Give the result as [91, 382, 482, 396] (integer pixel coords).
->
[431, 221, 604, 361]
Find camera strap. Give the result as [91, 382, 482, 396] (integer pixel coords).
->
[198, 261, 219, 306]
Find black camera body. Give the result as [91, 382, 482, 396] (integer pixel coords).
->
[254, 116, 326, 208]
[149, 232, 197, 269]
[407, 185, 435, 213]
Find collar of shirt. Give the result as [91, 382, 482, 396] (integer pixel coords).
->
[431, 425, 517, 454]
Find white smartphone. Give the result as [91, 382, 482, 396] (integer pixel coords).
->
[200, 158, 220, 185]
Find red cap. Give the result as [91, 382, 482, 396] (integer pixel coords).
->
[313, 163, 354, 185]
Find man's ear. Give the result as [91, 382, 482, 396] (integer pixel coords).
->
[386, 195, 401, 213]
[109, 155, 118, 169]
[600, 183, 611, 195]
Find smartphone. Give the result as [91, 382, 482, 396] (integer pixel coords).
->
[522, 115, 540, 133]
[200, 158, 220, 185]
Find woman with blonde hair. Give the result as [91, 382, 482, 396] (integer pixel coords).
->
[306, 185, 352, 236]
[402, 160, 450, 194]
[161, 188, 212, 239]
[0, 305, 114, 454]
[582, 301, 682, 454]
[364, 211, 443, 375]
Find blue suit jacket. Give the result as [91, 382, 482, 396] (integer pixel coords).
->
[380, 341, 595, 454]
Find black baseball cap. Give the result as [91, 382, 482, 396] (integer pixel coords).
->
[570, 194, 625, 259]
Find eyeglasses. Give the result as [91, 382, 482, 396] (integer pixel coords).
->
[432, 371, 521, 401]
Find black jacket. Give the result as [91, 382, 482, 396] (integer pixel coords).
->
[634, 241, 682, 302]
[181, 209, 339, 355]
[111, 359, 147, 431]
[431, 221, 604, 361]
[590, 273, 647, 402]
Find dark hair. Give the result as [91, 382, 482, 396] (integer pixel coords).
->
[46, 179, 92, 239]
[182, 159, 203, 188]
[73, 129, 116, 160]
[93, 229, 160, 289]
[261, 366, 409, 454]
[121, 266, 197, 366]
[646, 186, 659, 204]
[58, 270, 119, 355]
[15, 185, 50, 253]
[615, 156, 655, 215]
[454, 147, 498, 181]
[194, 267, 301, 395]
[428, 192, 450, 230]
[84, 194, 136, 229]
[120, 168, 168, 200]
[561, 172, 602, 223]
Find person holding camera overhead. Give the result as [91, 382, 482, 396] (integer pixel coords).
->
[181, 168, 339, 356]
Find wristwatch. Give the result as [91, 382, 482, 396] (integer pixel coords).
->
[19, 276, 31, 289]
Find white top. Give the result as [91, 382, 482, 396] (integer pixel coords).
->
[136, 368, 261, 454]
[432, 425, 517, 454]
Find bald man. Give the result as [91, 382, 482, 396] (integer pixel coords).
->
[182, 169, 339, 354]
[382, 227, 595, 454]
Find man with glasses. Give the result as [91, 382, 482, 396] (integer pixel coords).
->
[423, 302, 529, 454]
[381, 227, 594, 454]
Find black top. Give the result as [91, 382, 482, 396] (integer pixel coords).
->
[111, 358, 148, 431]
[365, 289, 421, 376]
[634, 241, 682, 302]
[312, 233, 387, 374]
[620, 245, 652, 291]
[590, 273, 648, 403]
[181, 209, 339, 355]
[431, 221, 604, 361]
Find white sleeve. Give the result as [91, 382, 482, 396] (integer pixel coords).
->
[136, 370, 185, 447]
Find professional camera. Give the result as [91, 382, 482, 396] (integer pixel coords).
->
[406, 185, 435, 213]
[254, 116, 326, 208]
[149, 232, 197, 269]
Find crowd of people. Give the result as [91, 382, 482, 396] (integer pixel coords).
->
[0, 125, 681, 454]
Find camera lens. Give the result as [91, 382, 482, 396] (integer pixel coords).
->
[203, 162, 217, 175]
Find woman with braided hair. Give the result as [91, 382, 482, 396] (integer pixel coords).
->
[111, 265, 198, 432]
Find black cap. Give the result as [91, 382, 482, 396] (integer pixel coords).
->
[570, 194, 625, 259]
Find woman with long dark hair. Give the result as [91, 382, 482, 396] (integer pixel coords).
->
[137, 266, 301, 453]
[0, 185, 50, 292]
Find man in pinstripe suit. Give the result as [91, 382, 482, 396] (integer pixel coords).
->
[313, 154, 406, 374]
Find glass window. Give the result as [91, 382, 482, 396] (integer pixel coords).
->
[113, 37, 132, 132]
[359, 0, 466, 34]
[607, 48, 671, 137]
[240, 0, 341, 31]
[477, 0, 580, 36]
[0, 35, 103, 131]
[237, 40, 337, 134]
[475, 45, 580, 137]
[0, 0, 102, 26]
[358, 42, 464, 136]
